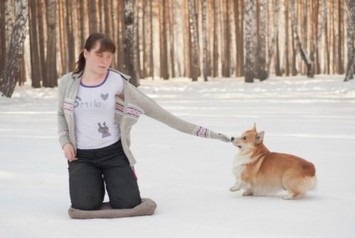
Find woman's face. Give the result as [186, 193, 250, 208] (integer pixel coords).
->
[84, 42, 113, 75]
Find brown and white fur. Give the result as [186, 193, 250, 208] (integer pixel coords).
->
[230, 125, 317, 199]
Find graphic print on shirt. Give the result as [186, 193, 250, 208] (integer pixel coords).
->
[98, 122, 111, 138]
[73, 71, 124, 149]
[74, 95, 106, 109]
[101, 93, 109, 100]
[74, 93, 112, 139]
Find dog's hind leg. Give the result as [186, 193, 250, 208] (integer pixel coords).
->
[283, 192, 302, 200]
[242, 189, 254, 196]
[282, 175, 305, 200]
[242, 184, 254, 196]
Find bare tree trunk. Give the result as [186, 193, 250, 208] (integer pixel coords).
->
[168, 0, 176, 78]
[267, 0, 281, 76]
[310, 0, 327, 76]
[103, 0, 112, 35]
[222, 0, 230, 77]
[124, 0, 138, 86]
[151, 0, 160, 79]
[337, 0, 344, 74]
[58, 0, 66, 75]
[5, 0, 15, 50]
[274, 33, 282, 76]
[0, 0, 6, 74]
[77, 0, 86, 47]
[188, 0, 200, 81]
[142, 1, 152, 78]
[66, 0, 75, 71]
[212, 0, 220, 77]
[37, 0, 46, 85]
[256, 0, 268, 80]
[0, 0, 28, 97]
[29, 0, 41, 88]
[235, 0, 244, 76]
[160, 0, 169, 80]
[201, 0, 208, 81]
[45, 0, 57, 87]
[291, 0, 313, 77]
[89, 0, 98, 33]
[133, 0, 141, 80]
[244, 0, 256, 83]
[172, 0, 184, 77]
[115, 1, 125, 71]
[284, 0, 289, 76]
[345, 0, 355, 81]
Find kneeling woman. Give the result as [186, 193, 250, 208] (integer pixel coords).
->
[57, 33, 230, 219]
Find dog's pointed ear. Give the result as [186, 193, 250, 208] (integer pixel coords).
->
[253, 123, 257, 132]
[255, 131, 264, 144]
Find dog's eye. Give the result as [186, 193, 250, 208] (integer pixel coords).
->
[242, 136, 247, 140]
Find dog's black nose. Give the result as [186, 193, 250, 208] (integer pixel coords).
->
[231, 137, 235, 141]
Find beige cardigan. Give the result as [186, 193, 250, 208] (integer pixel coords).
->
[57, 69, 230, 166]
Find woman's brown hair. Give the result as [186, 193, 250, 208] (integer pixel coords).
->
[73, 33, 116, 77]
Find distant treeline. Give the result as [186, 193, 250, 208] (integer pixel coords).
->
[0, 0, 354, 96]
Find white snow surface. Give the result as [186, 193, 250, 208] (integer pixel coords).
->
[1, 75, 354, 238]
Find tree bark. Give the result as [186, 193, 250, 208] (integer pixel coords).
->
[244, 0, 256, 83]
[44, 0, 57, 87]
[0, 0, 28, 97]
[345, 0, 355, 81]
[0, 0, 6, 74]
[291, 0, 313, 77]
[201, 0, 208, 81]
[256, 0, 268, 80]
[124, 0, 138, 86]
[160, 0, 169, 80]
[188, 0, 200, 81]
[267, 0, 281, 76]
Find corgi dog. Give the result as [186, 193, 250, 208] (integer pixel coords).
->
[230, 125, 317, 199]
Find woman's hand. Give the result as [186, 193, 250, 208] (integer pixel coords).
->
[63, 143, 77, 161]
[209, 131, 231, 142]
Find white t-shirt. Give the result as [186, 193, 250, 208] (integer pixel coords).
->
[74, 71, 123, 149]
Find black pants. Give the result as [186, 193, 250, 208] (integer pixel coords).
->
[68, 140, 142, 210]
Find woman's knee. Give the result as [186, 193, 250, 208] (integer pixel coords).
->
[71, 194, 104, 210]
[110, 196, 142, 209]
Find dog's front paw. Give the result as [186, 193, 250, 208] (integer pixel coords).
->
[229, 185, 241, 192]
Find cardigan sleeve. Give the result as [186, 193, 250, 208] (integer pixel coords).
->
[57, 75, 71, 148]
[126, 83, 230, 142]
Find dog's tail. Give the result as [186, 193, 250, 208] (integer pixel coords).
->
[305, 175, 317, 191]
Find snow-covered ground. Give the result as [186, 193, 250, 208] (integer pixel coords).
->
[1, 75, 354, 238]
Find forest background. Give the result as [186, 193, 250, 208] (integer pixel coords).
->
[1, 0, 355, 97]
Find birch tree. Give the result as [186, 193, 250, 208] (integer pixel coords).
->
[290, 0, 313, 77]
[256, 0, 268, 80]
[0, 0, 7, 75]
[345, 0, 355, 81]
[188, 0, 200, 81]
[244, 0, 257, 83]
[0, 0, 28, 97]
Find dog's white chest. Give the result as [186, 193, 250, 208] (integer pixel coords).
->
[232, 153, 250, 177]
